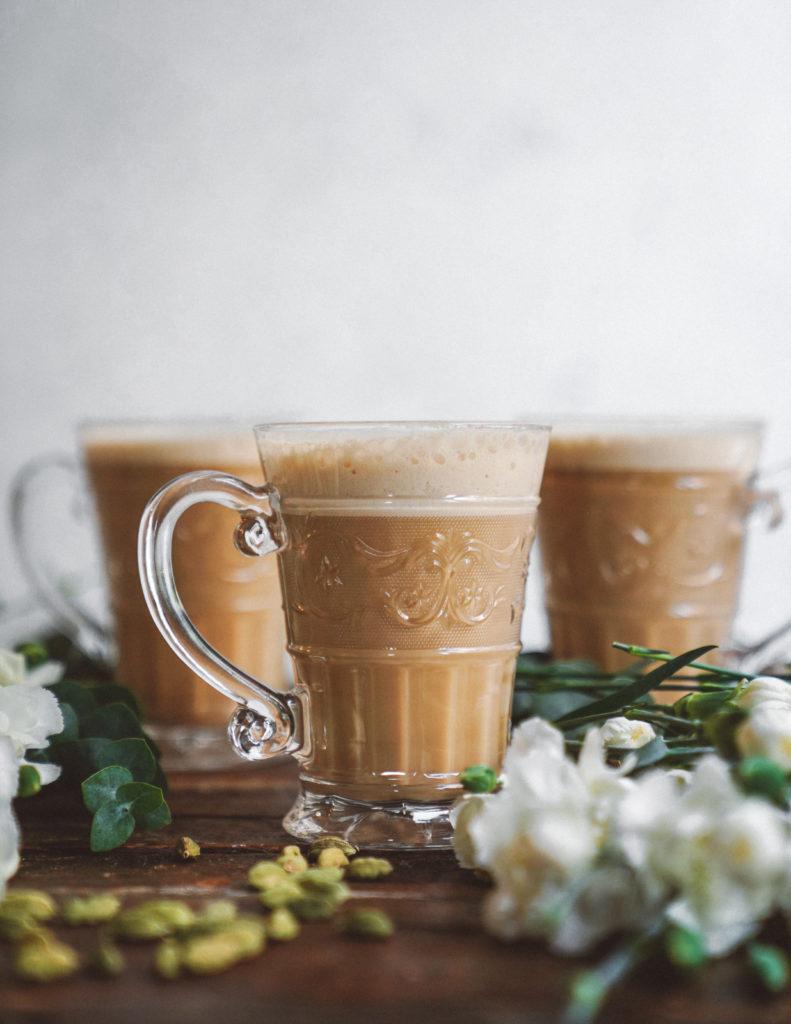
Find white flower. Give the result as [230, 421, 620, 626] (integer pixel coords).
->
[0, 651, 26, 686]
[736, 707, 791, 771]
[600, 717, 656, 750]
[459, 718, 638, 950]
[618, 755, 790, 955]
[0, 686, 63, 759]
[736, 676, 791, 712]
[0, 737, 21, 898]
[450, 794, 490, 870]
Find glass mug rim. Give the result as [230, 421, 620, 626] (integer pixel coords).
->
[540, 415, 764, 437]
[254, 419, 551, 435]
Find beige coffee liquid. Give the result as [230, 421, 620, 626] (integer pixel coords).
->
[540, 423, 761, 677]
[260, 425, 548, 803]
[83, 425, 287, 727]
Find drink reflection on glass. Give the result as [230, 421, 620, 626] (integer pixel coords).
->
[538, 419, 774, 681]
[12, 421, 288, 766]
[139, 422, 550, 847]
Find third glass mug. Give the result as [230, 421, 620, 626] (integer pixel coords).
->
[139, 422, 550, 847]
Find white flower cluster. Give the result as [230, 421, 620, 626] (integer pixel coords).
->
[736, 676, 791, 770]
[0, 649, 64, 897]
[453, 714, 791, 958]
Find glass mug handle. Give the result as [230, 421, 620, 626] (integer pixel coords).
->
[10, 454, 113, 663]
[138, 471, 302, 761]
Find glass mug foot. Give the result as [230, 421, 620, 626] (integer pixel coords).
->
[283, 782, 454, 850]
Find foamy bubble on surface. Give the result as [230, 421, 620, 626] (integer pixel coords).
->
[546, 420, 762, 475]
[257, 424, 550, 499]
[81, 422, 260, 468]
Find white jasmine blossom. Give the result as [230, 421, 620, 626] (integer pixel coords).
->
[450, 794, 490, 870]
[600, 717, 656, 750]
[0, 648, 66, 897]
[736, 676, 791, 711]
[618, 756, 790, 955]
[462, 718, 638, 950]
[736, 706, 791, 771]
[0, 685, 63, 759]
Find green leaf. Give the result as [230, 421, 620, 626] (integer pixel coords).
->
[665, 925, 706, 970]
[90, 800, 136, 852]
[116, 782, 164, 820]
[17, 765, 41, 798]
[50, 680, 97, 717]
[82, 765, 133, 813]
[90, 684, 142, 718]
[553, 646, 717, 728]
[634, 736, 670, 769]
[137, 801, 171, 831]
[94, 738, 156, 782]
[80, 702, 145, 741]
[748, 942, 790, 993]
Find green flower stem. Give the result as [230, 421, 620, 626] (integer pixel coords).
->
[564, 920, 662, 1024]
[611, 643, 749, 680]
[624, 709, 694, 729]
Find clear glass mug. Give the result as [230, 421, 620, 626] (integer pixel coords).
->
[538, 418, 784, 687]
[139, 422, 550, 847]
[11, 420, 288, 766]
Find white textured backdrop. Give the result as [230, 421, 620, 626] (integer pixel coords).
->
[2, 0, 791, 646]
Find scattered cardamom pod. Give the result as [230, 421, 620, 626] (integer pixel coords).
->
[62, 894, 121, 926]
[336, 908, 395, 940]
[259, 881, 303, 910]
[192, 900, 237, 932]
[1, 889, 56, 921]
[155, 938, 182, 980]
[277, 846, 308, 875]
[316, 847, 349, 869]
[288, 895, 338, 921]
[176, 836, 201, 860]
[0, 906, 45, 943]
[181, 918, 266, 975]
[14, 932, 80, 981]
[248, 860, 289, 891]
[308, 836, 358, 860]
[346, 857, 394, 881]
[297, 866, 345, 892]
[92, 940, 125, 977]
[114, 900, 195, 941]
[265, 908, 300, 942]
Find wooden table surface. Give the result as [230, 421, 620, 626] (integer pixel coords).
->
[2, 756, 789, 1024]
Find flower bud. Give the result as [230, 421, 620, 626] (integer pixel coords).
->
[600, 717, 655, 750]
[736, 757, 788, 806]
[459, 765, 498, 794]
[673, 691, 733, 721]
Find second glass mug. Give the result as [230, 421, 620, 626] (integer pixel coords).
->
[139, 422, 550, 847]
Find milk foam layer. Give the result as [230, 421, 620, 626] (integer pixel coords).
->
[256, 424, 550, 500]
[82, 422, 259, 468]
[547, 420, 762, 476]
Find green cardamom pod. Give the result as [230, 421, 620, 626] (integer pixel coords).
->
[259, 881, 303, 910]
[92, 940, 125, 977]
[336, 908, 394, 940]
[175, 836, 201, 860]
[14, 934, 80, 982]
[288, 895, 338, 921]
[155, 939, 182, 980]
[1, 889, 56, 921]
[248, 861, 289, 891]
[346, 857, 394, 880]
[265, 908, 300, 942]
[315, 847, 349, 869]
[308, 836, 358, 859]
[62, 894, 121, 926]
